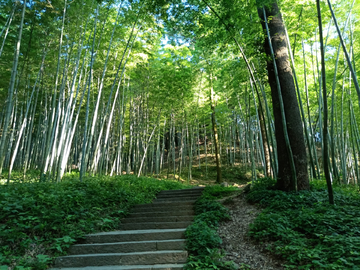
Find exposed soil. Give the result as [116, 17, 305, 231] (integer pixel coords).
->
[218, 192, 286, 270]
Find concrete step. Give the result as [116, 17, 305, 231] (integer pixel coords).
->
[69, 240, 185, 255]
[122, 216, 194, 223]
[54, 251, 188, 268]
[50, 264, 185, 270]
[120, 222, 192, 230]
[127, 210, 195, 218]
[83, 229, 186, 244]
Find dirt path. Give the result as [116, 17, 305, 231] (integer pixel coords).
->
[218, 193, 285, 270]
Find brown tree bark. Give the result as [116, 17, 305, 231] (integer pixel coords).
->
[257, 1, 309, 191]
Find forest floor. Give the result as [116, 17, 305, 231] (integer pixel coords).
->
[218, 192, 285, 270]
[156, 153, 263, 186]
[2, 153, 359, 269]
[157, 154, 287, 269]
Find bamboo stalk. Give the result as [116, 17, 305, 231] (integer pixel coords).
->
[0, 0, 27, 176]
[327, 0, 360, 109]
[317, 0, 334, 204]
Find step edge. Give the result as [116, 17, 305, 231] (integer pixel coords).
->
[72, 239, 185, 247]
[57, 250, 187, 258]
[50, 263, 186, 270]
[86, 228, 186, 236]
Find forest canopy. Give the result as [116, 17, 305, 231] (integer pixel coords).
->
[0, 0, 359, 191]
[1, 0, 360, 269]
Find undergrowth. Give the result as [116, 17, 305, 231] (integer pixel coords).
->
[247, 178, 360, 269]
[185, 185, 239, 270]
[0, 175, 187, 270]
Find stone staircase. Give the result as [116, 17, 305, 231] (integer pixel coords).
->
[51, 187, 204, 270]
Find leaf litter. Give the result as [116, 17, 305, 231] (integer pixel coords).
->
[218, 193, 285, 270]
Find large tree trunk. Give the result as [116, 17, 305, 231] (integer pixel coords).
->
[258, 1, 309, 191]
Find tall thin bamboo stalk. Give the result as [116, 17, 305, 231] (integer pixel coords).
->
[0, 3, 16, 58]
[317, 0, 334, 204]
[327, 0, 360, 109]
[0, 0, 26, 177]
[7, 50, 47, 182]
[80, 5, 99, 181]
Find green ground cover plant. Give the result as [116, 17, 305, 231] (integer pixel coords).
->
[0, 175, 187, 270]
[0, 170, 42, 184]
[247, 178, 360, 269]
[185, 185, 239, 270]
[157, 162, 256, 186]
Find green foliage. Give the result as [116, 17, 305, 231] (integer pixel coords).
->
[0, 175, 187, 269]
[185, 221, 222, 255]
[249, 177, 277, 191]
[0, 170, 41, 184]
[247, 178, 360, 269]
[186, 248, 236, 270]
[164, 164, 252, 185]
[185, 185, 237, 270]
[194, 211, 229, 229]
[202, 185, 240, 199]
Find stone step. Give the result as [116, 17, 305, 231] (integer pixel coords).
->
[134, 201, 194, 208]
[122, 216, 194, 223]
[133, 202, 194, 212]
[127, 210, 194, 218]
[157, 191, 201, 196]
[54, 251, 188, 268]
[159, 187, 203, 192]
[50, 264, 185, 270]
[156, 193, 201, 199]
[153, 197, 198, 203]
[120, 222, 192, 230]
[49, 188, 204, 270]
[83, 229, 186, 244]
[157, 190, 203, 196]
[131, 206, 193, 214]
[69, 240, 185, 255]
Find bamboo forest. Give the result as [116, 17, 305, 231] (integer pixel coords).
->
[1, 0, 360, 269]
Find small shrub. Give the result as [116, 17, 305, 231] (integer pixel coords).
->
[195, 198, 228, 214]
[185, 221, 222, 255]
[246, 178, 360, 269]
[186, 249, 236, 270]
[185, 185, 237, 270]
[202, 185, 239, 199]
[194, 211, 230, 229]
[0, 175, 188, 269]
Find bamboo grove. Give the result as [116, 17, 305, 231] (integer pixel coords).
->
[0, 0, 359, 190]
